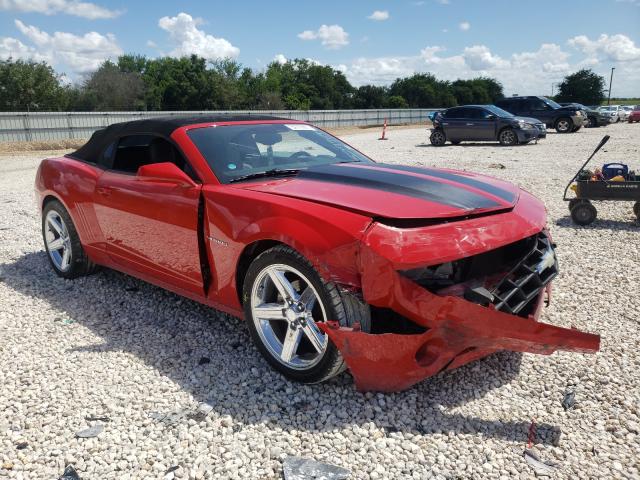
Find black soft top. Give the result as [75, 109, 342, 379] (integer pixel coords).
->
[70, 114, 285, 162]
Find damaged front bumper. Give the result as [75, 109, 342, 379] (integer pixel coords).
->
[320, 193, 600, 392]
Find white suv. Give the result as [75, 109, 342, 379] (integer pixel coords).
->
[598, 105, 628, 122]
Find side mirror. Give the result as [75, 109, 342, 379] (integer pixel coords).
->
[486, 114, 496, 120]
[137, 162, 196, 187]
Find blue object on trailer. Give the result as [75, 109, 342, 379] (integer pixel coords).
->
[602, 163, 629, 180]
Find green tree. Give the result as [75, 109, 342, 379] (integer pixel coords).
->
[556, 69, 605, 105]
[389, 73, 456, 108]
[353, 85, 388, 108]
[0, 58, 68, 111]
[75, 60, 146, 110]
[386, 95, 409, 108]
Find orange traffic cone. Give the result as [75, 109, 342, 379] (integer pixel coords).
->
[378, 118, 388, 140]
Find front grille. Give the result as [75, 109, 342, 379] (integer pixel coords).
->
[490, 233, 557, 315]
[401, 232, 557, 318]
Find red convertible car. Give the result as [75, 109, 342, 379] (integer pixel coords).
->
[35, 115, 600, 391]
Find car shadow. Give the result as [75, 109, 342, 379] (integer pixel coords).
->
[1, 251, 561, 445]
[556, 215, 639, 230]
[414, 142, 535, 148]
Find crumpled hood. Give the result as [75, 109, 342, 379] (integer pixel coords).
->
[236, 163, 520, 220]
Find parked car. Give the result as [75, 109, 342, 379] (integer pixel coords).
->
[429, 105, 546, 146]
[628, 105, 640, 123]
[495, 96, 585, 133]
[34, 115, 600, 392]
[598, 105, 627, 122]
[559, 103, 612, 128]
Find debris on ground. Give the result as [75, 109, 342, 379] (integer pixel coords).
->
[562, 390, 576, 410]
[2, 462, 14, 470]
[523, 449, 558, 476]
[282, 456, 350, 480]
[84, 415, 110, 422]
[15, 441, 28, 450]
[75, 424, 104, 438]
[58, 465, 81, 480]
[198, 356, 211, 365]
[489, 163, 506, 169]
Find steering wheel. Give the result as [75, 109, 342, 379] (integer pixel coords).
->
[289, 151, 311, 160]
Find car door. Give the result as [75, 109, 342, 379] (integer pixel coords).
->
[441, 107, 470, 140]
[527, 98, 553, 125]
[94, 134, 205, 295]
[466, 108, 496, 140]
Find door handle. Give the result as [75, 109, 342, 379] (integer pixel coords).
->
[466, 123, 475, 126]
[96, 187, 112, 197]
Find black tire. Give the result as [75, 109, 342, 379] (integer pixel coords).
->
[572, 126, 581, 132]
[634, 201, 640, 220]
[498, 128, 518, 146]
[430, 129, 446, 146]
[451, 140, 461, 145]
[591, 118, 598, 128]
[242, 245, 370, 384]
[42, 200, 98, 279]
[570, 202, 597, 226]
[568, 198, 584, 212]
[555, 117, 573, 133]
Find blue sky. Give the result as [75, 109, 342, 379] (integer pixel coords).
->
[1, 0, 639, 96]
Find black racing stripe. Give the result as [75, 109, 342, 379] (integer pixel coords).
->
[376, 163, 517, 203]
[298, 164, 500, 210]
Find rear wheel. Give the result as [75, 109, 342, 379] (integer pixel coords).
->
[430, 129, 446, 146]
[498, 128, 518, 146]
[242, 245, 370, 384]
[42, 200, 98, 279]
[555, 117, 573, 133]
[570, 201, 597, 226]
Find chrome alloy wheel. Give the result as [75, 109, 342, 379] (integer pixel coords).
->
[44, 210, 72, 272]
[500, 129, 516, 145]
[557, 119, 570, 132]
[250, 264, 328, 370]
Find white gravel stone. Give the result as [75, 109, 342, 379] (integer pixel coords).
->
[0, 124, 639, 479]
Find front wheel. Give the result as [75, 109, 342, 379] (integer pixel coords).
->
[498, 128, 518, 146]
[571, 202, 597, 226]
[555, 117, 573, 133]
[430, 129, 446, 146]
[242, 245, 370, 384]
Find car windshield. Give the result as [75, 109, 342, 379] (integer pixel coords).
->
[599, 106, 614, 111]
[187, 123, 372, 183]
[544, 98, 562, 109]
[484, 105, 514, 117]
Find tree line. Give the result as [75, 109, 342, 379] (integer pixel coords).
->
[0, 55, 506, 112]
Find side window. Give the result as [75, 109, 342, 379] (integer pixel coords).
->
[99, 141, 116, 169]
[470, 108, 492, 119]
[529, 98, 548, 110]
[444, 108, 469, 119]
[110, 135, 198, 181]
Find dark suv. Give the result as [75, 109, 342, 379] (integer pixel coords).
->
[429, 105, 546, 146]
[495, 96, 585, 133]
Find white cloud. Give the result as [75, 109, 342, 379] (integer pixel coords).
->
[568, 33, 640, 62]
[273, 53, 287, 64]
[463, 45, 509, 70]
[368, 10, 389, 21]
[436, 0, 450, 4]
[5, 19, 122, 73]
[158, 12, 239, 60]
[0, 0, 121, 19]
[297, 24, 349, 50]
[459, 21, 470, 31]
[146, 40, 157, 48]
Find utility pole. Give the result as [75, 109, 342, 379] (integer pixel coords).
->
[607, 67, 615, 106]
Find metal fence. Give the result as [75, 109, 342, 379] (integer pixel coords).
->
[0, 109, 437, 142]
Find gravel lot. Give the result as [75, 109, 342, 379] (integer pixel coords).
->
[1, 123, 639, 479]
